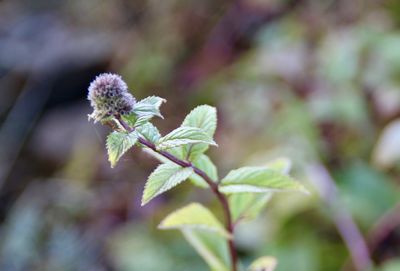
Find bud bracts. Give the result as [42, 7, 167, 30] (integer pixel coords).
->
[88, 73, 135, 122]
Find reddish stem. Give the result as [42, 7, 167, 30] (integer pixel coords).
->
[116, 117, 238, 271]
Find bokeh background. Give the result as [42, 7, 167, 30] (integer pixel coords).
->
[1, 0, 400, 270]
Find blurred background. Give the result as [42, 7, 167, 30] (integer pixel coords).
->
[1, 0, 400, 270]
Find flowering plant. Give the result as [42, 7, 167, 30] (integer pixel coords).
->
[88, 73, 307, 271]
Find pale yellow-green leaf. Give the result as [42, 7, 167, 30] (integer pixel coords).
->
[106, 131, 138, 168]
[159, 203, 231, 238]
[248, 256, 277, 271]
[229, 193, 271, 223]
[220, 166, 307, 194]
[157, 127, 217, 150]
[182, 229, 229, 271]
[136, 122, 161, 144]
[228, 158, 292, 223]
[141, 163, 193, 205]
[132, 96, 166, 122]
[265, 157, 292, 174]
[181, 105, 217, 160]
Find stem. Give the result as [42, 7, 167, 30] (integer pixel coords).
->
[306, 164, 373, 271]
[116, 117, 238, 271]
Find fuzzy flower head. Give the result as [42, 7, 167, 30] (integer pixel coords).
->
[88, 73, 136, 122]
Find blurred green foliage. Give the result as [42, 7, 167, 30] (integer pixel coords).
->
[1, 0, 400, 271]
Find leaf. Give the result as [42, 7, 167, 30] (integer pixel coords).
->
[132, 96, 166, 123]
[157, 127, 217, 150]
[182, 105, 217, 135]
[248, 256, 277, 271]
[189, 154, 218, 188]
[182, 229, 229, 271]
[229, 193, 271, 223]
[136, 122, 161, 144]
[121, 113, 138, 127]
[181, 105, 217, 160]
[106, 131, 138, 168]
[141, 163, 193, 205]
[159, 203, 231, 238]
[265, 157, 292, 174]
[228, 158, 292, 223]
[220, 166, 307, 194]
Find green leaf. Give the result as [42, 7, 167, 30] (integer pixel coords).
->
[190, 154, 218, 188]
[132, 96, 166, 123]
[106, 131, 138, 168]
[182, 105, 217, 135]
[182, 229, 229, 271]
[157, 127, 217, 150]
[248, 256, 277, 271]
[228, 158, 292, 223]
[229, 193, 271, 223]
[141, 163, 193, 205]
[136, 122, 161, 144]
[159, 203, 231, 238]
[265, 157, 292, 174]
[181, 105, 217, 160]
[220, 166, 307, 194]
[121, 113, 138, 127]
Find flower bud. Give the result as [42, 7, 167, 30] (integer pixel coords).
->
[87, 73, 136, 122]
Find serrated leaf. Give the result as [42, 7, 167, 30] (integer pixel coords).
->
[182, 229, 229, 271]
[248, 256, 277, 271]
[182, 105, 217, 135]
[157, 127, 217, 150]
[228, 158, 292, 223]
[220, 166, 307, 194]
[229, 193, 271, 223]
[190, 154, 218, 188]
[141, 163, 193, 205]
[181, 105, 217, 160]
[106, 131, 138, 168]
[136, 122, 161, 144]
[159, 203, 231, 238]
[132, 96, 165, 122]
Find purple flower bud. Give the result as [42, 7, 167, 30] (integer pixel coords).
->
[87, 73, 136, 122]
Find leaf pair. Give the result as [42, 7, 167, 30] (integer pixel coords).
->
[155, 105, 218, 155]
[164, 105, 219, 188]
[141, 105, 219, 205]
[106, 96, 165, 168]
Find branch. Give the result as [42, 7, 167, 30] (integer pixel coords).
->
[306, 163, 373, 271]
[116, 117, 238, 271]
